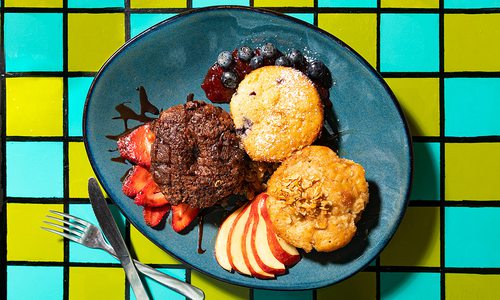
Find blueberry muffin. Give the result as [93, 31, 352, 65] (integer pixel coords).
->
[266, 146, 369, 252]
[150, 100, 247, 208]
[230, 66, 323, 162]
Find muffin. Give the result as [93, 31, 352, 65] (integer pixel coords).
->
[266, 146, 369, 252]
[230, 66, 323, 162]
[150, 100, 247, 208]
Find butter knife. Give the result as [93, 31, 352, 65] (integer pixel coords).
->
[88, 178, 150, 300]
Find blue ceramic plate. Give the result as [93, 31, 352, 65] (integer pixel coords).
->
[84, 6, 412, 290]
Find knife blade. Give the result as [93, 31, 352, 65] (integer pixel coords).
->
[88, 178, 149, 300]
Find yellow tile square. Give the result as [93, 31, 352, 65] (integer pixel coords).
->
[445, 143, 500, 200]
[385, 77, 440, 137]
[6, 77, 63, 137]
[254, 0, 313, 6]
[317, 272, 376, 300]
[381, 207, 440, 267]
[69, 142, 98, 198]
[69, 267, 125, 300]
[445, 14, 500, 71]
[130, 225, 181, 264]
[381, 0, 439, 8]
[191, 270, 249, 300]
[7, 203, 64, 262]
[68, 13, 125, 72]
[318, 13, 377, 67]
[131, 0, 186, 8]
[446, 274, 500, 300]
[5, 0, 62, 7]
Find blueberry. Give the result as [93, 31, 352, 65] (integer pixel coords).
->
[287, 49, 306, 69]
[275, 56, 290, 67]
[306, 60, 333, 88]
[221, 71, 238, 89]
[261, 43, 277, 58]
[217, 51, 233, 69]
[249, 55, 264, 69]
[238, 46, 253, 62]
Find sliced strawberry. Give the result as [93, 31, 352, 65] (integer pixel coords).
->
[122, 165, 153, 198]
[171, 203, 200, 233]
[117, 123, 155, 168]
[144, 205, 170, 227]
[134, 180, 169, 207]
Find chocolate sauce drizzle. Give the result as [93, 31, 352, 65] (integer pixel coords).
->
[197, 213, 206, 254]
[106, 86, 160, 141]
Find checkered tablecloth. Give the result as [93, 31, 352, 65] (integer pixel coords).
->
[1, 0, 500, 299]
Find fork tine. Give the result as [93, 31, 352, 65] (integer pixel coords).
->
[41, 227, 81, 243]
[46, 215, 87, 231]
[43, 221, 84, 238]
[49, 210, 91, 227]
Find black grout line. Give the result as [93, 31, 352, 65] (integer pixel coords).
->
[1, 6, 500, 14]
[439, 1, 446, 299]
[1, 0, 7, 299]
[62, 1, 70, 300]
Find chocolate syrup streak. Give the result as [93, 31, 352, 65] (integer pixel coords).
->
[106, 86, 160, 141]
[197, 212, 206, 254]
[106, 86, 161, 163]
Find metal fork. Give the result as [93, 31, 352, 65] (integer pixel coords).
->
[42, 210, 205, 300]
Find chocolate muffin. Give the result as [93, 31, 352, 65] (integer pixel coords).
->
[150, 100, 247, 208]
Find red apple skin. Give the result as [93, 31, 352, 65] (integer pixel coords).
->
[227, 203, 252, 276]
[258, 193, 301, 267]
[250, 195, 286, 275]
[242, 212, 274, 279]
[215, 205, 245, 272]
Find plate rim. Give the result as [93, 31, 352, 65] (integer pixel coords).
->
[83, 5, 413, 290]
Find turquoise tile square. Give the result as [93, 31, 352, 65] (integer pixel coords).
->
[69, 77, 94, 137]
[68, 204, 126, 263]
[4, 13, 63, 72]
[410, 142, 440, 201]
[445, 0, 500, 8]
[192, 0, 249, 7]
[253, 290, 313, 300]
[381, 272, 440, 300]
[319, 0, 377, 7]
[68, 0, 124, 8]
[285, 13, 314, 25]
[445, 78, 500, 137]
[7, 266, 63, 300]
[130, 268, 186, 300]
[380, 13, 439, 72]
[445, 207, 500, 267]
[7, 141, 63, 197]
[130, 13, 177, 38]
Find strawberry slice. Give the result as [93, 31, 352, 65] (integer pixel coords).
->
[117, 123, 155, 168]
[144, 205, 170, 227]
[122, 165, 153, 198]
[134, 180, 169, 207]
[171, 203, 200, 233]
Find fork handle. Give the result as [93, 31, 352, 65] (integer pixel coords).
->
[133, 259, 205, 300]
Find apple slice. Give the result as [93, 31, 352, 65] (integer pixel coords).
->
[258, 193, 301, 266]
[227, 203, 252, 276]
[242, 206, 275, 279]
[251, 194, 286, 274]
[215, 205, 245, 272]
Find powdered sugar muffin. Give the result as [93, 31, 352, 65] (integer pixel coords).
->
[230, 66, 323, 162]
[266, 146, 369, 252]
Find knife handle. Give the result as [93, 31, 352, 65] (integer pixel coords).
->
[133, 259, 205, 300]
